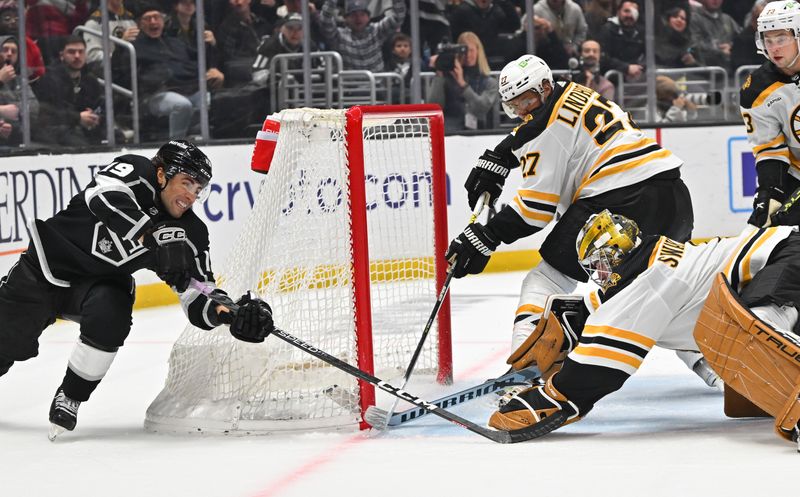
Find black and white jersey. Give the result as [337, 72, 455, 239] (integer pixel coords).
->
[27, 153, 222, 330]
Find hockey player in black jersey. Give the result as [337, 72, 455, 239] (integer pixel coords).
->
[0, 140, 274, 440]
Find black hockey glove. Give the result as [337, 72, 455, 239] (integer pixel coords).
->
[143, 222, 195, 292]
[464, 149, 511, 210]
[445, 223, 500, 278]
[748, 186, 784, 228]
[220, 292, 274, 343]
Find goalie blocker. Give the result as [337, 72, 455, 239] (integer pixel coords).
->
[694, 274, 800, 444]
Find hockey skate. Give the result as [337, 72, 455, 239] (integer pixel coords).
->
[48, 389, 81, 441]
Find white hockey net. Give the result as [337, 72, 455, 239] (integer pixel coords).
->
[145, 107, 450, 433]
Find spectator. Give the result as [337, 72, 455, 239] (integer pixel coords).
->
[573, 38, 615, 100]
[427, 31, 498, 132]
[401, 0, 451, 55]
[164, 0, 220, 69]
[319, 0, 405, 72]
[583, 0, 615, 39]
[34, 35, 109, 146]
[597, 0, 645, 82]
[25, 0, 89, 64]
[510, 14, 569, 69]
[216, 0, 272, 87]
[655, 75, 698, 123]
[81, 0, 138, 76]
[0, 1, 45, 81]
[448, 0, 520, 69]
[655, 6, 701, 68]
[532, 0, 587, 58]
[689, 0, 741, 70]
[384, 31, 411, 81]
[251, 12, 318, 86]
[115, 3, 225, 139]
[270, 0, 324, 47]
[731, 0, 768, 73]
[0, 36, 39, 147]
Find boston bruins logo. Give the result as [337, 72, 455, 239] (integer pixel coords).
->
[791, 105, 800, 142]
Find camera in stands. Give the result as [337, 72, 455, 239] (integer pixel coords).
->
[683, 91, 722, 106]
[435, 43, 468, 72]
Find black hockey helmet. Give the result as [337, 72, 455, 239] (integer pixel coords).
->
[154, 139, 212, 188]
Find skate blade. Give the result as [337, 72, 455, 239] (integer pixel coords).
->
[48, 423, 66, 442]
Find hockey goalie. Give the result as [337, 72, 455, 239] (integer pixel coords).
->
[489, 210, 800, 449]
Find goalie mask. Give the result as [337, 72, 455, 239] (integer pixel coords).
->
[756, 0, 800, 64]
[576, 210, 641, 287]
[154, 140, 213, 202]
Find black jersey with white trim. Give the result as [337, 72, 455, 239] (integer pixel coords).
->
[28, 154, 221, 330]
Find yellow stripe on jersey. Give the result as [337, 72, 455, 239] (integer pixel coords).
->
[571, 345, 644, 370]
[647, 237, 666, 268]
[573, 148, 672, 201]
[582, 325, 657, 349]
[740, 229, 778, 286]
[546, 83, 575, 127]
[518, 189, 560, 204]
[723, 229, 761, 279]
[588, 291, 601, 311]
[589, 137, 657, 174]
[513, 196, 556, 224]
[756, 149, 791, 162]
[516, 303, 545, 316]
[752, 134, 787, 155]
[752, 81, 786, 108]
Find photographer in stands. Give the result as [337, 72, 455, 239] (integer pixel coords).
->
[427, 31, 498, 133]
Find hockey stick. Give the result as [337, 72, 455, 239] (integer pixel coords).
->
[364, 364, 542, 428]
[376, 192, 491, 430]
[190, 279, 564, 443]
[770, 185, 800, 225]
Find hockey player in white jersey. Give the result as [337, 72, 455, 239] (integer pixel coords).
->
[445, 54, 694, 355]
[489, 210, 800, 445]
[740, 0, 800, 227]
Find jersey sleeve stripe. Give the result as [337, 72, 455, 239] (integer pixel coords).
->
[573, 148, 673, 201]
[752, 134, 787, 155]
[582, 324, 657, 349]
[579, 335, 650, 358]
[724, 228, 763, 291]
[586, 291, 601, 312]
[570, 345, 643, 374]
[515, 303, 545, 322]
[752, 81, 785, 108]
[518, 189, 561, 203]
[589, 137, 657, 173]
[513, 196, 556, 225]
[726, 227, 793, 292]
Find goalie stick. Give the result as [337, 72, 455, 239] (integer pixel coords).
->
[363, 364, 542, 428]
[377, 192, 491, 430]
[190, 279, 565, 443]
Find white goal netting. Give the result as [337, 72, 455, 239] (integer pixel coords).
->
[145, 107, 449, 434]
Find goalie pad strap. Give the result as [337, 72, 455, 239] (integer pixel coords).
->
[775, 383, 800, 441]
[694, 274, 800, 436]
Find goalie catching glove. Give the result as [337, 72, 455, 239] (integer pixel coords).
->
[143, 221, 195, 292]
[445, 223, 500, 278]
[488, 374, 581, 434]
[218, 292, 275, 343]
[464, 149, 511, 210]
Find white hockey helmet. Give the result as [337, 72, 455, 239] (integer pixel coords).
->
[498, 54, 553, 118]
[756, 0, 800, 57]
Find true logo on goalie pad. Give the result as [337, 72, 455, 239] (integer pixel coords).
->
[754, 326, 800, 364]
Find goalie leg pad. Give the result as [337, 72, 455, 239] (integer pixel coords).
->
[694, 274, 800, 439]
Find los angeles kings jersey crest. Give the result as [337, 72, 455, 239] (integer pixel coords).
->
[27, 154, 213, 287]
[495, 80, 682, 232]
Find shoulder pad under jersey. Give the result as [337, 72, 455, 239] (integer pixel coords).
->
[740, 62, 792, 110]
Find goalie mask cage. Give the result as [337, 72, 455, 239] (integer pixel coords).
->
[145, 105, 452, 433]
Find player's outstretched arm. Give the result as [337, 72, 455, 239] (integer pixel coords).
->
[216, 292, 275, 343]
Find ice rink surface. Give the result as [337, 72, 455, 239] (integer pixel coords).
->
[1, 271, 796, 497]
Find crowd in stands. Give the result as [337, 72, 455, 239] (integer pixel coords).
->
[0, 0, 780, 147]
